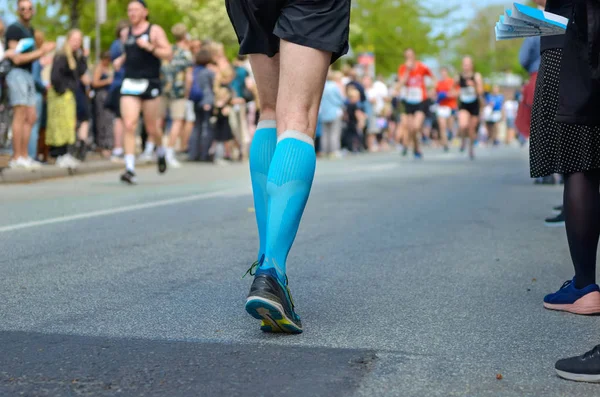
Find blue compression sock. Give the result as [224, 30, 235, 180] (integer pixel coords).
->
[249, 120, 277, 262]
[260, 130, 316, 280]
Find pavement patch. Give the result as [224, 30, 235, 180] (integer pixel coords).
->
[0, 331, 377, 397]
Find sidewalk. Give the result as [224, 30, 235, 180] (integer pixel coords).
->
[0, 153, 131, 184]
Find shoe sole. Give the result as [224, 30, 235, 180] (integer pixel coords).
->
[556, 369, 600, 383]
[544, 291, 600, 315]
[245, 296, 302, 334]
[120, 176, 137, 185]
[544, 221, 565, 227]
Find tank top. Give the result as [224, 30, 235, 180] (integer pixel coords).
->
[458, 74, 478, 104]
[123, 24, 161, 80]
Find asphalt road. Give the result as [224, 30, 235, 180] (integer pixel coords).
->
[1, 146, 599, 397]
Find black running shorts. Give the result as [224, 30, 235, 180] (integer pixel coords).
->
[459, 100, 480, 117]
[225, 0, 351, 64]
[405, 102, 426, 115]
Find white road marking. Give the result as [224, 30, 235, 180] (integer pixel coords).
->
[0, 188, 249, 233]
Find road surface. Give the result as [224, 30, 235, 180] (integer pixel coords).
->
[0, 147, 597, 396]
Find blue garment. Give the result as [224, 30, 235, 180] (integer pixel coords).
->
[260, 134, 316, 281]
[231, 66, 249, 98]
[29, 60, 45, 159]
[487, 94, 504, 111]
[519, 36, 541, 74]
[249, 123, 277, 262]
[319, 81, 344, 123]
[109, 39, 125, 90]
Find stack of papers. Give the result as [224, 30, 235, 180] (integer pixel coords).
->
[495, 3, 568, 41]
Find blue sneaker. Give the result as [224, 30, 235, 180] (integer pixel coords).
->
[414, 151, 423, 160]
[543, 278, 600, 315]
[243, 263, 302, 334]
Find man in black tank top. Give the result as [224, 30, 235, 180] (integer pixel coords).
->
[114, 0, 172, 185]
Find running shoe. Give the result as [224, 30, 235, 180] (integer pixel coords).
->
[138, 152, 154, 164]
[401, 147, 408, 157]
[414, 151, 423, 160]
[120, 170, 137, 185]
[157, 154, 167, 174]
[545, 212, 565, 227]
[556, 345, 600, 383]
[244, 261, 302, 334]
[543, 278, 600, 315]
[553, 205, 563, 215]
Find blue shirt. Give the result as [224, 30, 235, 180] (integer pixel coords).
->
[487, 94, 504, 111]
[519, 36, 541, 74]
[230, 66, 248, 98]
[319, 81, 345, 123]
[109, 39, 125, 89]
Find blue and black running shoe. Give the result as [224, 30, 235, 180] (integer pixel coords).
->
[243, 261, 302, 334]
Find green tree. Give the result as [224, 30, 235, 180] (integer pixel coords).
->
[172, 0, 238, 58]
[350, 0, 454, 75]
[31, 0, 188, 56]
[454, 4, 529, 77]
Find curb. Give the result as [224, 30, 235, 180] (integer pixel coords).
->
[0, 160, 125, 184]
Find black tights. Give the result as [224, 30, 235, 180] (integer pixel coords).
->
[564, 171, 600, 288]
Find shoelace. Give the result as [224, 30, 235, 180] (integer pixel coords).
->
[561, 279, 573, 290]
[242, 260, 260, 279]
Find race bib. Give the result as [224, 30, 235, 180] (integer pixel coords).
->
[436, 106, 452, 119]
[121, 78, 149, 95]
[405, 87, 422, 104]
[460, 87, 477, 103]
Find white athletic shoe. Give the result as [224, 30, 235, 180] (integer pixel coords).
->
[8, 157, 30, 169]
[167, 157, 182, 169]
[24, 157, 42, 169]
[138, 152, 154, 164]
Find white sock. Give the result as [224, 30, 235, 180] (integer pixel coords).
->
[113, 147, 124, 156]
[166, 147, 175, 159]
[156, 146, 166, 157]
[144, 142, 155, 154]
[125, 154, 135, 172]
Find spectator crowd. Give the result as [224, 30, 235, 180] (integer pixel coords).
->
[0, 1, 523, 171]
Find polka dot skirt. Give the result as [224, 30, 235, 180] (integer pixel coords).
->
[530, 48, 600, 178]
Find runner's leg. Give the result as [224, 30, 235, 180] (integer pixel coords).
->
[468, 115, 479, 159]
[260, 39, 329, 279]
[120, 96, 142, 181]
[142, 97, 167, 173]
[413, 110, 425, 155]
[249, 53, 280, 262]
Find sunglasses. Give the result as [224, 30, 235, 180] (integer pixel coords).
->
[19, 7, 33, 11]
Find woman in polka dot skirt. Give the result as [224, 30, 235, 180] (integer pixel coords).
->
[548, 0, 600, 382]
[531, 0, 600, 315]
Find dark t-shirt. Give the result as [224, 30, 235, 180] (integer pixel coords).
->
[5, 22, 35, 72]
[541, 0, 572, 52]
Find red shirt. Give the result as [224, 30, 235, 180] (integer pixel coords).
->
[398, 62, 433, 104]
[436, 78, 458, 109]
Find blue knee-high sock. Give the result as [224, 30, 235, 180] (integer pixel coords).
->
[250, 120, 277, 262]
[260, 131, 316, 280]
